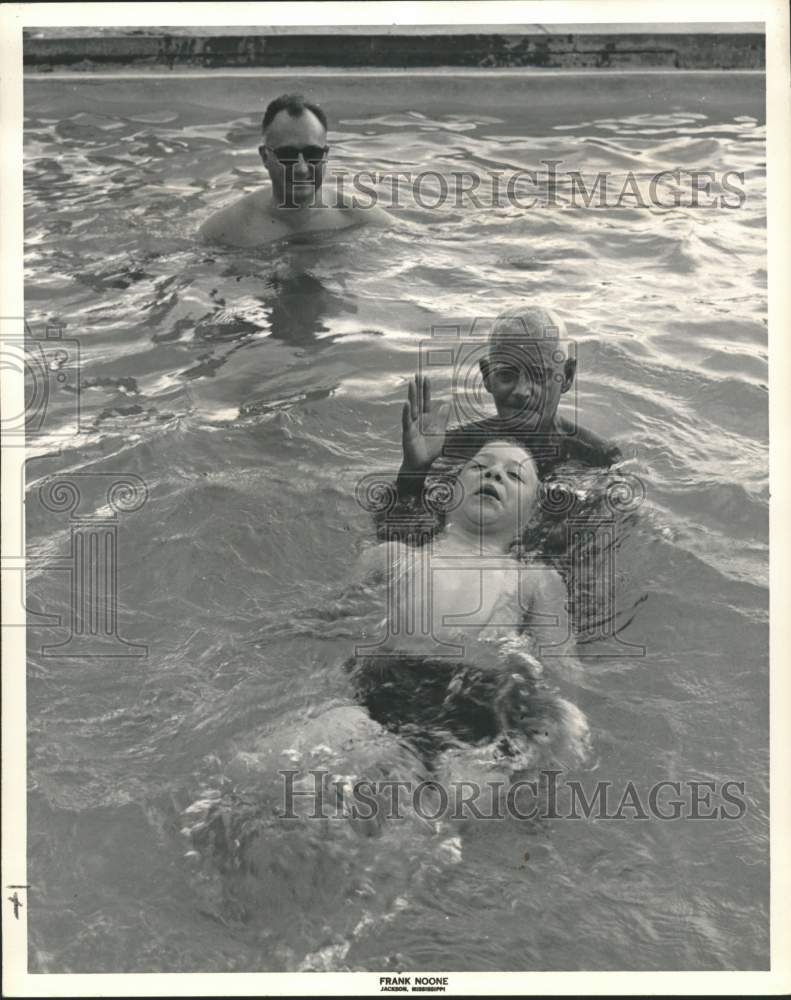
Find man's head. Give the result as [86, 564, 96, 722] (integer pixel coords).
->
[258, 94, 329, 208]
[455, 440, 539, 545]
[479, 305, 575, 431]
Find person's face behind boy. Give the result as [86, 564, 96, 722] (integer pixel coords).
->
[456, 441, 538, 545]
[479, 311, 575, 432]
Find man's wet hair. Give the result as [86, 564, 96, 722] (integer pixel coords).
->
[262, 93, 328, 134]
[490, 304, 563, 344]
[482, 304, 571, 380]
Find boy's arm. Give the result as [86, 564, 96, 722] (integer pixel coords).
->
[487, 564, 574, 676]
[522, 564, 575, 659]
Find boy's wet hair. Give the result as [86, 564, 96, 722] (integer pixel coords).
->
[468, 437, 539, 486]
[262, 93, 328, 134]
[469, 438, 542, 553]
[473, 436, 536, 460]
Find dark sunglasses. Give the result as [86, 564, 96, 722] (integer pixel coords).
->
[263, 144, 329, 165]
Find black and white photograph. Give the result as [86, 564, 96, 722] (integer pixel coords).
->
[1, 1, 789, 994]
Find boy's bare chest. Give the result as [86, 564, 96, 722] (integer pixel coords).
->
[392, 554, 522, 629]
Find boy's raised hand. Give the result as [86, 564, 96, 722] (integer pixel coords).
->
[401, 375, 451, 472]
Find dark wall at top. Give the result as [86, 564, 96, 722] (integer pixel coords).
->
[23, 32, 765, 71]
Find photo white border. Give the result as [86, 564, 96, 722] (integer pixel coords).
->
[2, 1, 789, 995]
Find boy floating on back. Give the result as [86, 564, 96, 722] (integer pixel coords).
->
[351, 438, 587, 768]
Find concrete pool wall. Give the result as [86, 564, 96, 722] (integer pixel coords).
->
[23, 25, 765, 72]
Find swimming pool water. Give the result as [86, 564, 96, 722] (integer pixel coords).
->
[23, 71, 768, 972]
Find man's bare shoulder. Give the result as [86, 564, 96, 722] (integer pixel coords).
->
[350, 203, 391, 227]
[197, 192, 269, 244]
[334, 192, 390, 228]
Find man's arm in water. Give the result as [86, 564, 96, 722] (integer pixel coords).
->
[556, 415, 622, 466]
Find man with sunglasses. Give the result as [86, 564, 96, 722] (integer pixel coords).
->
[198, 93, 388, 246]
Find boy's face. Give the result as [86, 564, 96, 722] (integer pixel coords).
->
[457, 442, 538, 538]
[480, 338, 575, 430]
